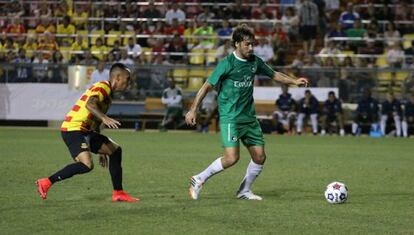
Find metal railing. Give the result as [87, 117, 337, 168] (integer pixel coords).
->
[1, 63, 413, 102]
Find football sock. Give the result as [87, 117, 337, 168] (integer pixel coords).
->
[238, 160, 263, 193]
[196, 157, 224, 183]
[351, 122, 358, 134]
[311, 114, 318, 133]
[109, 147, 123, 190]
[394, 116, 401, 137]
[49, 162, 92, 184]
[402, 121, 408, 137]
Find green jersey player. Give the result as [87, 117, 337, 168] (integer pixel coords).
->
[186, 24, 308, 200]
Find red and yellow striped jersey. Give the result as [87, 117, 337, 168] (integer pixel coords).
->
[61, 81, 112, 132]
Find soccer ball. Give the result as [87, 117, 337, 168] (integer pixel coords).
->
[324, 181, 348, 204]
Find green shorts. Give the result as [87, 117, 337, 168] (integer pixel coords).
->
[220, 120, 265, 147]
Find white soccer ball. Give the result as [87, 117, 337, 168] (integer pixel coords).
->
[324, 181, 348, 204]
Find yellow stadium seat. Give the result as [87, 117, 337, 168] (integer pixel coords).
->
[90, 29, 105, 45]
[187, 77, 204, 91]
[206, 48, 217, 64]
[171, 68, 188, 80]
[403, 34, 414, 49]
[375, 55, 388, 68]
[188, 68, 207, 78]
[189, 49, 205, 65]
[27, 29, 37, 38]
[107, 30, 121, 46]
[396, 71, 409, 81]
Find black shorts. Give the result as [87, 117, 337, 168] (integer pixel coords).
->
[300, 25, 317, 40]
[61, 131, 110, 158]
[356, 113, 378, 124]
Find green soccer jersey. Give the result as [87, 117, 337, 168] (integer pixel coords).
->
[207, 52, 275, 123]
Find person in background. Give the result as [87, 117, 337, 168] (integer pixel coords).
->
[296, 89, 319, 135]
[352, 89, 379, 135]
[159, 79, 184, 131]
[402, 93, 414, 138]
[320, 91, 345, 136]
[380, 92, 402, 137]
[273, 85, 297, 134]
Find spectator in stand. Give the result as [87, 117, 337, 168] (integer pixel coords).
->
[291, 49, 305, 68]
[143, 0, 162, 19]
[325, 22, 346, 49]
[184, 21, 198, 49]
[159, 79, 184, 131]
[386, 42, 404, 68]
[345, 19, 368, 52]
[165, 18, 185, 36]
[254, 37, 274, 63]
[125, 37, 142, 61]
[383, 22, 401, 46]
[33, 1, 52, 19]
[7, 0, 24, 18]
[296, 89, 319, 135]
[352, 89, 379, 135]
[5, 18, 25, 43]
[319, 40, 340, 56]
[51, 50, 68, 83]
[118, 49, 134, 65]
[216, 19, 233, 44]
[151, 39, 166, 64]
[271, 22, 290, 50]
[197, 6, 215, 22]
[57, 15, 76, 46]
[72, 4, 89, 30]
[252, 0, 277, 19]
[193, 21, 216, 50]
[273, 85, 297, 134]
[402, 93, 414, 138]
[231, 0, 251, 19]
[167, 34, 188, 64]
[80, 49, 98, 66]
[395, 1, 414, 21]
[32, 52, 49, 82]
[89, 60, 110, 85]
[71, 35, 88, 61]
[37, 32, 59, 60]
[298, 0, 319, 54]
[35, 17, 56, 34]
[253, 23, 270, 39]
[320, 91, 345, 136]
[11, 48, 32, 83]
[91, 37, 108, 61]
[23, 37, 38, 60]
[380, 92, 402, 137]
[339, 2, 359, 30]
[110, 40, 122, 61]
[281, 7, 299, 41]
[165, 3, 186, 25]
[3, 37, 18, 53]
[215, 39, 233, 61]
[120, 0, 140, 18]
[54, 0, 71, 17]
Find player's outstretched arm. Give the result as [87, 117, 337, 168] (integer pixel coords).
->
[185, 82, 213, 126]
[273, 72, 309, 87]
[86, 96, 121, 129]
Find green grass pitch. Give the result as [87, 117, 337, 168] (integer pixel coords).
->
[0, 127, 413, 234]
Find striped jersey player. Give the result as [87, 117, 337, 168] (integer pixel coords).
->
[36, 63, 139, 202]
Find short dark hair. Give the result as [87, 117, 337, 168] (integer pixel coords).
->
[110, 63, 131, 77]
[232, 24, 254, 47]
[328, 91, 335, 96]
[305, 89, 311, 94]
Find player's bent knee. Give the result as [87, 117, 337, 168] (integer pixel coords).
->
[252, 154, 266, 165]
[222, 154, 239, 168]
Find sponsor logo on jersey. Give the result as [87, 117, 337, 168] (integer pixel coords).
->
[234, 75, 253, 88]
